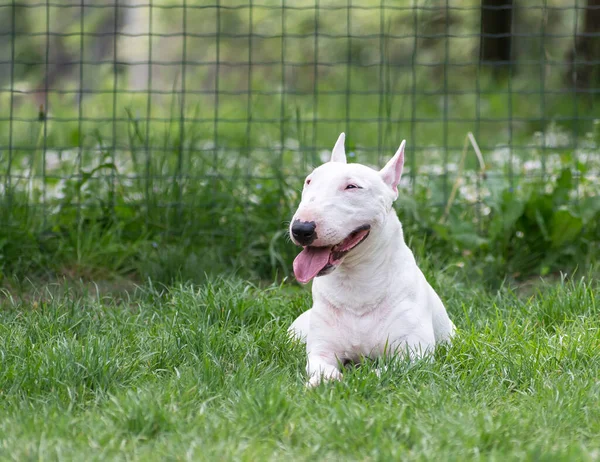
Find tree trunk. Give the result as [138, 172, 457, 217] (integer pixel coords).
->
[480, 0, 513, 73]
[568, 0, 600, 88]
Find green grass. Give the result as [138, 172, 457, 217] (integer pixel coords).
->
[1, 4, 599, 457]
[1, 272, 599, 461]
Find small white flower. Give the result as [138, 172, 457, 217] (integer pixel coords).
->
[459, 184, 478, 203]
[523, 160, 542, 172]
[420, 164, 444, 176]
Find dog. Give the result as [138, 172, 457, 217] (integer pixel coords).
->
[288, 133, 455, 387]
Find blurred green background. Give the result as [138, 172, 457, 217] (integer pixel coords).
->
[1, 0, 599, 286]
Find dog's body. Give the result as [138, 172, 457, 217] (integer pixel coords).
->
[288, 133, 455, 386]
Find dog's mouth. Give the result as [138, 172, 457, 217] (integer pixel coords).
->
[293, 225, 371, 284]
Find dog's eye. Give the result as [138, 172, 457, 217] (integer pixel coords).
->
[305, 178, 311, 185]
[345, 184, 359, 190]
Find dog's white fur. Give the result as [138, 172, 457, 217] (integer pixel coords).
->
[289, 133, 455, 387]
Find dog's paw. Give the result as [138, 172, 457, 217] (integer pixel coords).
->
[306, 369, 343, 388]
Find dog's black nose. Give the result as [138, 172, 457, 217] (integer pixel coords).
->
[291, 220, 317, 246]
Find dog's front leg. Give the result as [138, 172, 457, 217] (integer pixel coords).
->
[305, 352, 343, 387]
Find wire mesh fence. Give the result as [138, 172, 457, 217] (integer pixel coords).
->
[1, 1, 599, 278]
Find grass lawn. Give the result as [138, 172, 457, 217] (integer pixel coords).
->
[2, 3, 600, 460]
[1, 272, 598, 461]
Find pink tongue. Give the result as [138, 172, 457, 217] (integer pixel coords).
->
[293, 247, 332, 284]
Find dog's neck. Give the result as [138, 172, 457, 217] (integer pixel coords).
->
[313, 209, 415, 314]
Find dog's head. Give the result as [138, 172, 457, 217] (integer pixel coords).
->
[290, 132, 405, 284]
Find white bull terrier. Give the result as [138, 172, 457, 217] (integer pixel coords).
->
[288, 133, 455, 387]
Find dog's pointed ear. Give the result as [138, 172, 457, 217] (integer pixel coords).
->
[330, 132, 347, 164]
[380, 140, 405, 194]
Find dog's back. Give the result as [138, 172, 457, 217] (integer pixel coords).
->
[428, 281, 456, 342]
